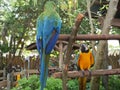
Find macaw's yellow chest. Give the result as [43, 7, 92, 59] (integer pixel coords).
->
[78, 52, 92, 70]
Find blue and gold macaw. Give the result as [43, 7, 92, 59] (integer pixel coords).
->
[36, 1, 62, 90]
[77, 44, 94, 90]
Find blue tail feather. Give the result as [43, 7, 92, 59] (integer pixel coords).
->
[40, 52, 50, 90]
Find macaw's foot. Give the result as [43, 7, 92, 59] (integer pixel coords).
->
[81, 70, 85, 77]
[87, 70, 92, 79]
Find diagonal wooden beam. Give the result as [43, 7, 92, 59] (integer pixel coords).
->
[62, 13, 84, 90]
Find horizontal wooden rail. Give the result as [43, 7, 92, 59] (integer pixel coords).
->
[14, 68, 57, 76]
[52, 68, 120, 78]
[59, 34, 120, 40]
[0, 70, 4, 73]
[26, 34, 120, 50]
[0, 77, 4, 80]
[0, 80, 7, 87]
[14, 69, 39, 76]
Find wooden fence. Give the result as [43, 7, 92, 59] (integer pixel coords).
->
[0, 69, 39, 89]
[0, 68, 6, 81]
[0, 68, 7, 89]
[0, 67, 58, 89]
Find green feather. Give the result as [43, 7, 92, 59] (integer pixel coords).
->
[38, 1, 60, 22]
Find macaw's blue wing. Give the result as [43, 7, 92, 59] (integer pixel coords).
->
[36, 1, 62, 90]
[45, 28, 60, 54]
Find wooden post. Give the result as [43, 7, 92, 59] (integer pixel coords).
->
[3, 68, 6, 80]
[28, 59, 30, 77]
[7, 73, 11, 90]
[59, 41, 63, 70]
[23, 69, 27, 78]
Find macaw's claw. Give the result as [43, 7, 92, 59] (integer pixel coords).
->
[81, 70, 85, 77]
[88, 70, 92, 77]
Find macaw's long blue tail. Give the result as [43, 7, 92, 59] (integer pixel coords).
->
[40, 51, 50, 90]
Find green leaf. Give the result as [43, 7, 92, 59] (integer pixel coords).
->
[0, 43, 10, 53]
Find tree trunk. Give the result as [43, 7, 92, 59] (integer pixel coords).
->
[91, 0, 119, 90]
[102, 41, 109, 90]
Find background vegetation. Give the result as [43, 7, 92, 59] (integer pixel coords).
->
[11, 75, 120, 90]
[0, 0, 119, 55]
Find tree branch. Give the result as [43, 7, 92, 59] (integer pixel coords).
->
[62, 13, 84, 90]
[64, 14, 84, 64]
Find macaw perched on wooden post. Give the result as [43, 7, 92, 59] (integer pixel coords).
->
[36, 1, 62, 90]
[77, 44, 94, 90]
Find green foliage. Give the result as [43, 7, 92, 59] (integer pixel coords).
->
[110, 27, 120, 34]
[11, 75, 40, 90]
[11, 75, 79, 90]
[100, 75, 120, 90]
[108, 75, 120, 90]
[78, 17, 91, 34]
[0, 43, 10, 53]
[11, 75, 120, 90]
[11, 75, 62, 90]
[46, 77, 62, 90]
[67, 79, 79, 90]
